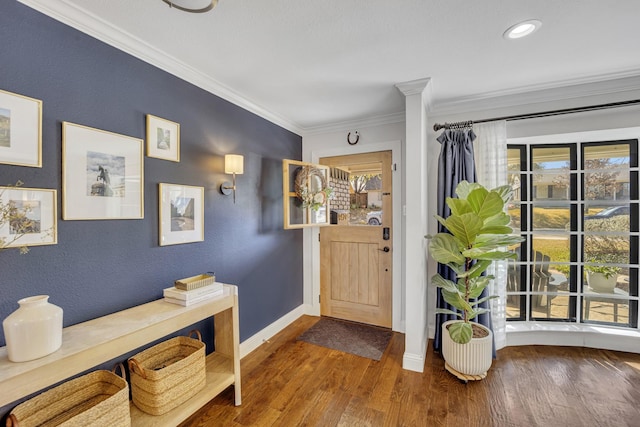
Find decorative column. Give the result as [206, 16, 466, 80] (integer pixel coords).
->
[395, 78, 432, 373]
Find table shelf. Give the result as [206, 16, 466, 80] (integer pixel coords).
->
[0, 284, 241, 424]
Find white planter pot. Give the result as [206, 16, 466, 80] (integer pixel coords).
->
[587, 272, 617, 292]
[2, 295, 63, 362]
[441, 320, 493, 376]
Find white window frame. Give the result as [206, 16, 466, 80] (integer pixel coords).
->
[506, 127, 640, 353]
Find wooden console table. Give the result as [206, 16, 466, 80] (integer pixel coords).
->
[0, 284, 241, 426]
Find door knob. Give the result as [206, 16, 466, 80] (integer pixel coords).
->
[379, 246, 390, 252]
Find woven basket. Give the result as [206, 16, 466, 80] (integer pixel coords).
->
[7, 364, 130, 427]
[128, 330, 206, 415]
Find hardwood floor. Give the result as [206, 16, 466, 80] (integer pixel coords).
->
[180, 315, 640, 427]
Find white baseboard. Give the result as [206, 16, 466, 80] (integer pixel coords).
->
[402, 352, 425, 373]
[239, 304, 313, 359]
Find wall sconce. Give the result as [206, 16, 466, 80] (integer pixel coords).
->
[220, 154, 244, 203]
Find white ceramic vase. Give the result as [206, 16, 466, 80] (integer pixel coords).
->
[2, 295, 63, 362]
[441, 320, 493, 376]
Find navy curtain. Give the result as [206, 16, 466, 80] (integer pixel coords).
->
[433, 129, 494, 354]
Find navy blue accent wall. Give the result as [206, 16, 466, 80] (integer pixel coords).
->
[0, 0, 302, 397]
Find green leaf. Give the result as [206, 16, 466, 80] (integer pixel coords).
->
[434, 214, 447, 230]
[474, 234, 524, 249]
[448, 322, 473, 344]
[469, 260, 493, 278]
[455, 181, 482, 200]
[468, 189, 504, 219]
[483, 212, 511, 228]
[467, 276, 491, 299]
[491, 185, 514, 204]
[480, 225, 514, 235]
[429, 234, 465, 265]
[447, 198, 472, 216]
[431, 274, 458, 293]
[442, 289, 472, 312]
[444, 213, 483, 247]
[464, 249, 517, 261]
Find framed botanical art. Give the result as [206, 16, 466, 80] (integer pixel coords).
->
[146, 114, 180, 162]
[0, 187, 57, 248]
[0, 88, 42, 167]
[62, 122, 144, 220]
[159, 183, 204, 246]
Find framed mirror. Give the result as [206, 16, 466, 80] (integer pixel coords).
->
[282, 159, 331, 229]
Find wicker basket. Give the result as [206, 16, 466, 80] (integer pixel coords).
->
[128, 330, 206, 415]
[7, 363, 130, 427]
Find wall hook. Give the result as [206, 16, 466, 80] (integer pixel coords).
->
[347, 131, 360, 145]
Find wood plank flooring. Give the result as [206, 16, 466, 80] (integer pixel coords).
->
[180, 315, 640, 427]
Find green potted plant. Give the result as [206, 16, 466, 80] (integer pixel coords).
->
[585, 264, 620, 292]
[428, 181, 522, 377]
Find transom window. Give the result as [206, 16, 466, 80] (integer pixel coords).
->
[506, 131, 639, 329]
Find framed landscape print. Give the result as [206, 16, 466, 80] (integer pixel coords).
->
[159, 183, 204, 246]
[146, 114, 180, 162]
[62, 122, 144, 220]
[0, 187, 57, 248]
[0, 88, 42, 167]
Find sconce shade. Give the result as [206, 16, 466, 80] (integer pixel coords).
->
[225, 154, 244, 175]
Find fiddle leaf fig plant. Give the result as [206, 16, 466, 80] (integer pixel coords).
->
[428, 181, 523, 344]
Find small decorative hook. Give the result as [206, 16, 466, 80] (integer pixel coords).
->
[347, 131, 360, 145]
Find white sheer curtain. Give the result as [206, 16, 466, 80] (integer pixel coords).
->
[474, 121, 508, 350]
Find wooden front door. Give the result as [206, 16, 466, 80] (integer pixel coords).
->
[319, 151, 392, 328]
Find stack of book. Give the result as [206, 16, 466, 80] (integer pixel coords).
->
[163, 282, 224, 306]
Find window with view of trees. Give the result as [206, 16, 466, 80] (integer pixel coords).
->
[506, 137, 638, 328]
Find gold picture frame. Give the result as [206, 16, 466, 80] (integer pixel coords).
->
[159, 183, 204, 246]
[0, 187, 57, 248]
[62, 122, 144, 220]
[0, 88, 42, 167]
[146, 114, 180, 162]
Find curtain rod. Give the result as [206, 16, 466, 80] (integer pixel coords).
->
[432, 99, 640, 132]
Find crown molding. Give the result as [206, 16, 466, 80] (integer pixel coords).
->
[17, 0, 304, 136]
[302, 111, 405, 136]
[395, 78, 431, 96]
[429, 69, 640, 117]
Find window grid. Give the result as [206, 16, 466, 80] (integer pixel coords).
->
[506, 139, 639, 329]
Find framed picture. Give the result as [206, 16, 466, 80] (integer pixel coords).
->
[62, 122, 144, 220]
[159, 183, 204, 246]
[146, 114, 180, 162]
[0, 187, 57, 247]
[0, 88, 42, 167]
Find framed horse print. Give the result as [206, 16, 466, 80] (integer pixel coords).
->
[62, 122, 144, 220]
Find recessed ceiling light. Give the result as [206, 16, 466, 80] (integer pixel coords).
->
[503, 19, 542, 40]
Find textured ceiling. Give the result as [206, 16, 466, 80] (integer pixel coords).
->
[21, 0, 640, 132]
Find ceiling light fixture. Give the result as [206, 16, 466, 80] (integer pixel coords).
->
[503, 19, 542, 40]
[161, 0, 218, 13]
